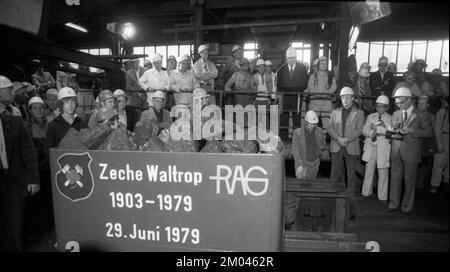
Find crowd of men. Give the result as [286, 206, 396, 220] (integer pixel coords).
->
[0, 43, 449, 250]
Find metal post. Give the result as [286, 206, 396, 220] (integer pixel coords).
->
[194, 0, 204, 55]
[337, 3, 351, 90]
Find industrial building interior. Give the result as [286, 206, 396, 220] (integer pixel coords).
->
[0, 0, 448, 252]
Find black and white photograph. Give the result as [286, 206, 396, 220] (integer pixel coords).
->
[0, 0, 448, 257]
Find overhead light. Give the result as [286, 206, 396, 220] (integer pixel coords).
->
[65, 22, 88, 33]
[120, 23, 136, 40]
[106, 22, 136, 40]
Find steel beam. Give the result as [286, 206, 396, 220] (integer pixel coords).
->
[162, 17, 348, 34]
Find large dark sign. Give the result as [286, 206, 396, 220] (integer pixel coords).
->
[50, 149, 284, 252]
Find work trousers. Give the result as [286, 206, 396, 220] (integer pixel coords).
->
[389, 156, 418, 213]
[361, 150, 389, 201]
[285, 159, 320, 230]
[0, 186, 25, 252]
[308, 99, 332, 129]
[330, 148, 358, 217]
[431, 134, 449, 187]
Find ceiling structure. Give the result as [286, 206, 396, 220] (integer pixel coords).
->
[44, 1, 448, 50]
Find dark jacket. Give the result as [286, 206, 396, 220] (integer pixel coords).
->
[1, 113, 40, 199]
[46, 114, 88, 149]
[369, 70, 396, 97]
[276, 62, 308, 92]
[125, 105, 141, 132]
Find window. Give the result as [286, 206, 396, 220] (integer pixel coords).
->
[355, 39, 449, 75]
[290, 42, 312, 65]
[397, 41, 412, 73]
[243, 42, 258, 60]
[99, 48, 111, 55]
[355, 42, 369, 69]
[369, 42, 383, 68]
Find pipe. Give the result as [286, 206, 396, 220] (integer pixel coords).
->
[162, 17, 348, 34]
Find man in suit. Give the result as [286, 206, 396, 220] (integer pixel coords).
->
[370, 56, 396, 98]
[125, 59, 146, 113]
[276, 47, 308, 141]
[327, 87, 365, 220]
[0, 75, 40, 251]
[387, 87, 433, 214]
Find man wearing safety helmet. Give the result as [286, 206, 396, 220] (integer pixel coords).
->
[88, 90, 116, 129]
[361, 95, 392, 203]
[224, 57, 257, 107]
[193, 44, 219, 105]
[220, 44, 243, 89]
[139, 54, 170, 108]
[46, 87, 88, 149]
[276, 47, 308, 141]
[0, 75, 40, 251]
[253, 59, 272, 107]
[139, 90, 172, 126]
[386, 87, 432, 214]
[169, 54, 200, 107]
[24, 96, 53, 241]
[285, 110, 327, 230]
[327, 87, 365, 220]
[305, 56, 337, 130]
[370, 56, 396, 98]
[113, 89, 140, 131]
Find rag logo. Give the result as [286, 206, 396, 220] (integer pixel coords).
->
[210, 165, 269, 196]
[56, 152, 94, 202]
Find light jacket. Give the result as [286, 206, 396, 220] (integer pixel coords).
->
[362, 112, 392, 168]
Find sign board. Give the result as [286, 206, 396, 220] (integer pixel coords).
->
[50, 149, 284, 252]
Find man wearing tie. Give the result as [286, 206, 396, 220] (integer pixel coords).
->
[276, 47, 308, 141]
[387, 87, 433, 214]
[370, 56, 396, 97]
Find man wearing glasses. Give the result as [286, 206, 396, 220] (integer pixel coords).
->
[370, 56, 396, 98]
[361, 95, 392, 203]
[386, 87, 432, 214]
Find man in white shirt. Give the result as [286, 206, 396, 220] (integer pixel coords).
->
[139, 54, 169, 107]
[169, 55, 200, 107]
[193, 44, 219, 104]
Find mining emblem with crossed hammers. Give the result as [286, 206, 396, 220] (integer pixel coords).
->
[62, 164, 84, 188]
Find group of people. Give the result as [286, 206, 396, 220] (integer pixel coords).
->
[1, 41, 449, 249]
[286, 52, 449, 229]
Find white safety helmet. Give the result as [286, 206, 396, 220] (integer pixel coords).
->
[198, 44, 209, 54]
[286, 47, 297, 58]
[340, 87, 354, 96]
[113, 89, 127, 98]
[28, 96, 45, 108]
[153, 90, 166, 100]
[375, 95, 389, 105]
[265, 60, 273, 66]
[151, 54, 162, 63]
[393, 87, 412, 98]
[232, 45, 242, 53]
[179, 54, 190, 63]
[0, 75, 13, 89]
[255, 59, 265, 67]
[46, 88, 58, 97]
[305, 110, 319, 124]
[58, 87, 77, 100]
[193, 88, 210, 100]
